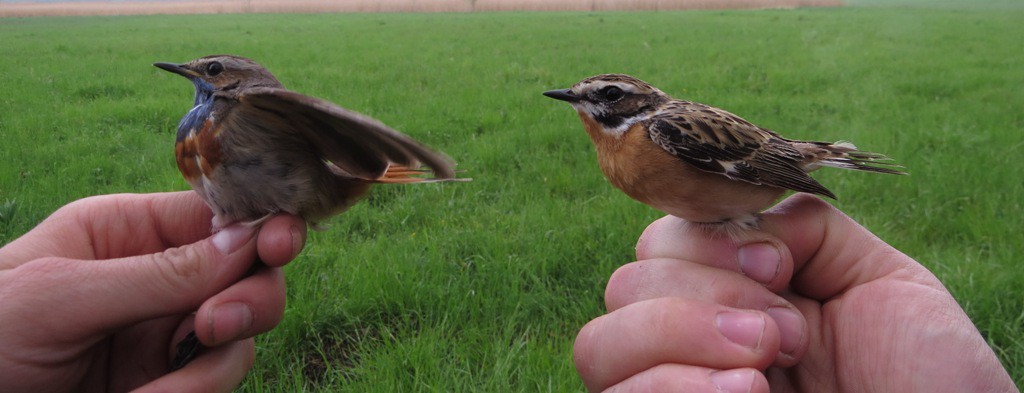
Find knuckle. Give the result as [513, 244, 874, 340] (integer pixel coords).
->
[147, 244, 209, 293]
[4, 257, 71, 292]
[1, 257, 82, 315]
[706, 275, 748, 306]
[52, 194, 126, 219]
[647, 298, 693, 336]
[628, 364, 691, 392]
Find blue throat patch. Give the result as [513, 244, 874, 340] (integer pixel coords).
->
[176, 78, 216, 142]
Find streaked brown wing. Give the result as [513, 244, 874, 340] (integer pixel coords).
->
[236, 87, 456, 181]
[647, 101, 836, 198]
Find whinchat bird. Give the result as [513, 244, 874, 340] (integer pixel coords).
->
[544, 74, 904, 234]
[155, 55, 462, 232]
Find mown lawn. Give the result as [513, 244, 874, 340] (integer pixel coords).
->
[1, 2, 1021, 390]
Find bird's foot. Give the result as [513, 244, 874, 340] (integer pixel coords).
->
[170, 331, 202, 371]
[687, 214, 762, 240]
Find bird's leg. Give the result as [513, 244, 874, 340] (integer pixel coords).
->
[686, 213, 763, 241]
[243, 213, 275, 228]
[732, 213, 763, 231]
[170, 332, 201, 371]
[170, 258, 266, 371]
[210, 214, 234, 233]
[210, 213, 274, 233]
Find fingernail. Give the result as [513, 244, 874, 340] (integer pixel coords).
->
[738, 242, 780, 284]
[212, 225, 254, 255]
[766, 307, 803, 355]
[289, 224, 304, 259]
[209, 302, 253, 343]
[710, 369, 755, 393]
[715, 311, 765, 350]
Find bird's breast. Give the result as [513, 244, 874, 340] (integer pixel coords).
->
[575, 112, 642, 189]
[175, 117, 224, 181]
[177, 98, 213, 140]
[591, 121, 670, 202]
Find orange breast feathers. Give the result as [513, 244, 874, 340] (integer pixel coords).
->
[175, 118, 224, 181]
[578, 112, 660, 200]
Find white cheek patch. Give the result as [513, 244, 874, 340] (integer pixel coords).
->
[571, 102, 648, 138]
[572, 100, 606, 118]
[607, 114, 646, 137]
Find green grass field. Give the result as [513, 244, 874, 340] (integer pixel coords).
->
[2, 2, 1022, 391]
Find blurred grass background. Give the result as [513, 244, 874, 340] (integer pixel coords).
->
[1, 0, 1022, 390]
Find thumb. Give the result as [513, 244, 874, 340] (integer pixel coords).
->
[5, 224, 259, 341]
[759, 193, 924, 300]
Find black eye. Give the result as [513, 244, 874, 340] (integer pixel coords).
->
[600, 86, 624, 101]
[206, 61, 224, 76]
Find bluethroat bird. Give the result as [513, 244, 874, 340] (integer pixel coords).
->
[155, 54, 461, 232]
[155, 54, 463, 369]
[544, 74, 904, 235]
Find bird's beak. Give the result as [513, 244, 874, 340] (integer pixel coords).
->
[543, 88, 580, 103]
[154, 62, 200, 79]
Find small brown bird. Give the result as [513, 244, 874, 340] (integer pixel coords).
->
[155, 54, 465, 370]
[155, 55, 462, 231]
[544, 74, 903, 234]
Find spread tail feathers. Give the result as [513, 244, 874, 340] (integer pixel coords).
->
[810, 141, 907, 175]
[374, 164, 471, 184]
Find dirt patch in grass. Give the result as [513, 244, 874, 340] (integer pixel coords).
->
[1, 0, 843, 18]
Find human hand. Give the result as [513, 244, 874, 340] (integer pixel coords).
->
[0, 191, 307, 392]
[573, 194, 1015, 392]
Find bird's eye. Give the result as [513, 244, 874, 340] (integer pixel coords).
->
[600, 86, 624, 101]
[206, 62, 224, 76]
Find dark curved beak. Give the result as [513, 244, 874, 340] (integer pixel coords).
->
[543, 88, 580, 103]
[154, 62, 200, 79]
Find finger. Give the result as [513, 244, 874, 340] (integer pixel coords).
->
[574, 297, 780, 392]
[758, 193, 923, 300]
[256, 214, 306, 267]
[1, 223, 259, 342]
[193, 266, 286, 346]
[604, 259, 807, 364]
[634, 215, 794, 291]
[605, 259, 793, 312]
[603, 365, 768, 393]
[79, 192, 214, 258]
[0, 192, 212, 267]
[137, 338, 255, 393]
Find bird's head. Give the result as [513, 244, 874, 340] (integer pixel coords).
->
[544, 74, 669, 136]
[154, 55, 283, 95]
